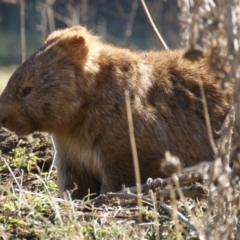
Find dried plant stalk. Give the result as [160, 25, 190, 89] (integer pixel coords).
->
[20, 0, 26, 62]
[177, 1, 240, 239]
[125, 91, 142, 220]
[140, 0, 169, 50]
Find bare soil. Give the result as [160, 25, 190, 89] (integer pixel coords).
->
[0, 128, 54, 191]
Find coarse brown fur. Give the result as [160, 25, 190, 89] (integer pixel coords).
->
[0, 26, 232, 199]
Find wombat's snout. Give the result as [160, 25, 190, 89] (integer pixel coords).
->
[0, 103, 22, 135]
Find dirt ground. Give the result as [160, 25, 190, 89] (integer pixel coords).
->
[0, 128, 238, 239]
[0, 128, 53, 193]
[0, 129, 193, 239]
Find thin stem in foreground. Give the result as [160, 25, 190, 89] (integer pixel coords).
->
[199, 80, 217, 155]
[125, 91, 142, 218]
[140, 0, 169, 50]
[20, 0, 26, 62]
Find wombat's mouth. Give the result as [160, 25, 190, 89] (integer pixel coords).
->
[2, 116, 36, 136]
[3, 124, 30, 137]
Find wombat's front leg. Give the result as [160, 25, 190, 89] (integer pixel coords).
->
[56, 161, 101, 200]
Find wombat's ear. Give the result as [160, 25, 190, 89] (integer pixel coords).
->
[59, 35, 89, 59]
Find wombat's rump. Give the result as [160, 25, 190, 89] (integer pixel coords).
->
[0, 26, 231, 199]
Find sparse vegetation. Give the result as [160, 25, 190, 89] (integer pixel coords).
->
[0, 128, 216, 239]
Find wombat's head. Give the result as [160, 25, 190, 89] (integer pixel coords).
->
[0, 26, 98, 136]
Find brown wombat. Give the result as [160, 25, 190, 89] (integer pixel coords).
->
[0, 26, 231, 199]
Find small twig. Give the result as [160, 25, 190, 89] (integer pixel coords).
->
[218, 105, 235, 167]
[3, 159, 22, 192]
[149, 190, 160, 240]
[18, 169, 24, 216]
[128, 171, 204, 195]
[20, 0, 26, 62]
[45, 0, 55, 32]
[169, 184, 180, 240]
[159, 203, 200, 236]
[173, 173, 197, 215]
[162, 171, 203, 187]
[92, 192, 146, 207]
[199, 80, 217, 155]
[140, 0, 169, 50]
[182, 161, 213, 174]
[14, 188, 66, 202]
[47, 136, 56, 180]
[35, 174, 63, 224]
[172, 174, 205, 239]
[91, 182, 207, 207]
[125, 91, 142, 218]
[155, 183, 207, 200]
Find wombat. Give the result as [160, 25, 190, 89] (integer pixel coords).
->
[0, 26, 231, 199]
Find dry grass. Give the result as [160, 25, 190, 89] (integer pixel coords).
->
[0, 129, 205, 239]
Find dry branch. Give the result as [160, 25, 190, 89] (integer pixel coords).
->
[156, 183, 207, 201]
[127, 171, 205, 195]
[20, 0, 26, 62]
[140, 0, 169, 50]
[91, 170, 208, 207]
[125, 91, 142, 214]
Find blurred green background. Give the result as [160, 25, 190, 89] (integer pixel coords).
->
[0, 0, 181, 91]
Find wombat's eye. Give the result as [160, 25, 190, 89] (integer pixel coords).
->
[22, 87, 32, 97]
